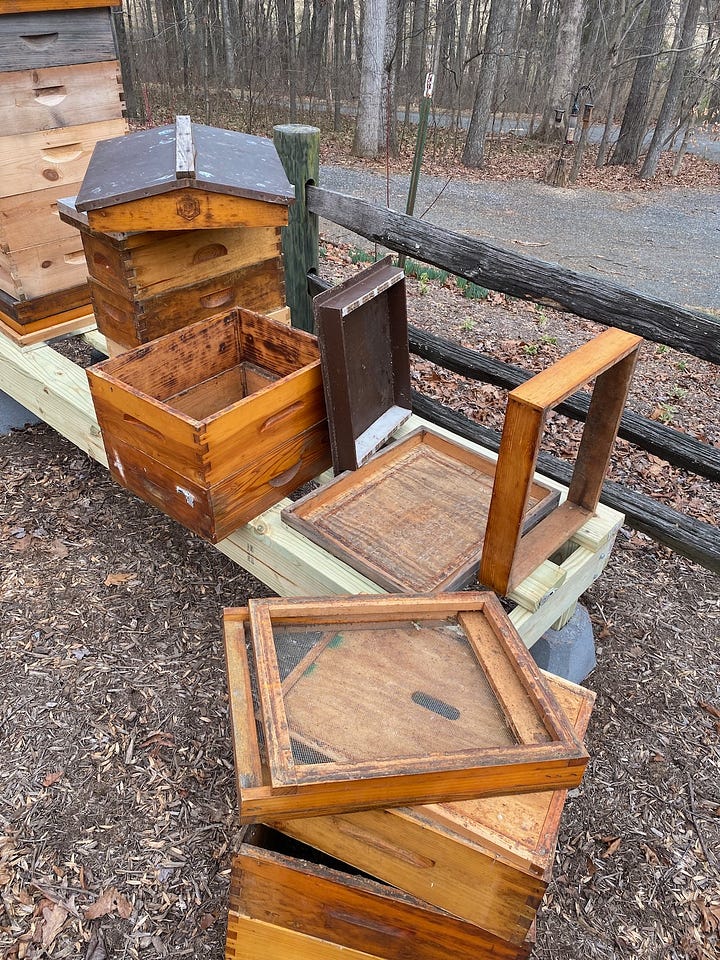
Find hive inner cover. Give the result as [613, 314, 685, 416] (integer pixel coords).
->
[274, 617, 531, 766]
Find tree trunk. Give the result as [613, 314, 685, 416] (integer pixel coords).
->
[640, 0, 702, 178]
[611, 0, 671, 165]
[533, 0, 586, 141]
[353, 0, 389, 157]
[462, 0, 508, 167]
[384, 0, 400, 155]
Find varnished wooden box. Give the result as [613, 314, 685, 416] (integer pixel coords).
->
[0, 234, 86, 300]
[0, 61, 125, 136]
[271, 670, 594, 945]
[87, 309, 330, 542]
[0, 120, 127, 200]
[58, 197, 286, 347]
[227, 825, 533, 960]
[0, 9, 117, 72]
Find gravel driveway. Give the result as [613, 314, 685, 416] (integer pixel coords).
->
[319, 165, 720, 312]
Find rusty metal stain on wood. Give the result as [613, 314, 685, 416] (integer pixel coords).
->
[75, 121, 295, 212]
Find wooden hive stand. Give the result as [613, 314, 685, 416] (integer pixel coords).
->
[0, 0, 126, 339]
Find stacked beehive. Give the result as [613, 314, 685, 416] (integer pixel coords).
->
[223, 593, 596, 960]
[0, 0, 127, 337]
[59, 117, 292, 352]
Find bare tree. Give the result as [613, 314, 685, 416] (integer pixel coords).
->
[533, 0, 587, 140]
[354, 0, 389, 157]
[640, 0, 703, 176]
[462, 0, 508, 166]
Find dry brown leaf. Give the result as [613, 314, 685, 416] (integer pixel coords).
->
[42, 770, 64, 788]
[84, 887, 132, 921]
[199, 913, 216, 930]
[48, 539, 69, 559]
[41, 903, 67, 947]
[104, 572, 134, 586]
[602, 837, 622, 858]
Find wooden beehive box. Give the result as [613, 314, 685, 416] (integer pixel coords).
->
[227, 825, 534, 960]
[224, 593, 589, 822]
[269, 667, 594, 947]
[86, 309, 330, 542]
[59, 196, 287, 347]
[0, 2, 126, 336]
[0, 8, 118, 72]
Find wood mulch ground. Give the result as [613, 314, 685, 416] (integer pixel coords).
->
[1, 251, 718, 960]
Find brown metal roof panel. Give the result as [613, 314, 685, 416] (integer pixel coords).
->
[75, 122, 295, 212]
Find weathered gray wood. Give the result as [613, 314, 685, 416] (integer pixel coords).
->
[274, 125, 320, 332]
[409, 326, 720, 483]
[307, 186, 720, 364]
[175, 116, 195, 178]
[412, 392, 720, 574]
[0, 10, 116, 71]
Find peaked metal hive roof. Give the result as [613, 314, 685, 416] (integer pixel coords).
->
[75, 121, 295, 212]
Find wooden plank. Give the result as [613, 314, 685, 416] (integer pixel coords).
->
[174, 115, 195, 178]
[230, 836, 531, 960]
[510, 329, 641, 410]
[0, 10, 116, 71]
[0, 309, 94, 348]
[223, 613, 265, 789]
[226, 913, 381, 960]
[0, 61, 124, 135]
[86, 189, 289, 232]
[307, 186, 720, 364]
[0, 119, 127, 199]
[409, 324, 720, 484]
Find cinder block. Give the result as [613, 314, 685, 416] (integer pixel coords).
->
[531, 603, 596, 683]
[0, 391, 39, 434]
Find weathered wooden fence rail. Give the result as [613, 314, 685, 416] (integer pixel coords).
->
[307, 186, 720, 365]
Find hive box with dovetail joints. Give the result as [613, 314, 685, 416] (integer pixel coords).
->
[59, 196, 287, 348]
[226, 825, 535, 960]
[224, 593, 594, 945]
[223, 593, 589, 822]
[86, 308, 330, 542]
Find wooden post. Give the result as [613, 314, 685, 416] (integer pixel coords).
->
[273, 124, 320, 333]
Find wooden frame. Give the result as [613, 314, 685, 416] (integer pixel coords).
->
[224, 592, 588, 822]
[282, 426, 559, 593]
[313, 256, 411, 471]
[480, 327, 642, 594]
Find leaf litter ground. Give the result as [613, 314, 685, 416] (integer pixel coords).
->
[1, 251, 718, 959]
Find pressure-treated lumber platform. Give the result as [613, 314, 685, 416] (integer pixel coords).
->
[0, 323, 623, 646]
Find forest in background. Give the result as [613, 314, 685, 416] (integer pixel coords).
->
[113, 0, 720, 180]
